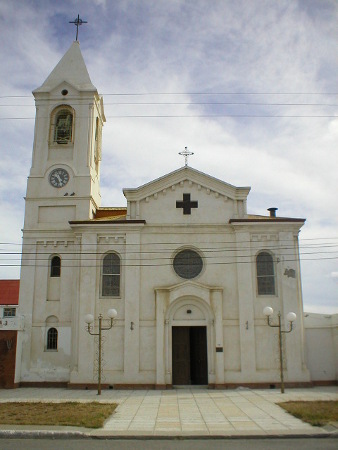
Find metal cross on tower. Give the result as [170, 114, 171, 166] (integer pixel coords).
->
[69, 14, 88, 41]
[179, 147, 194, 167]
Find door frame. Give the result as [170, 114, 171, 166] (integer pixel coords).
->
[155, 281, 224, 387]
[165, 296, 215, 386]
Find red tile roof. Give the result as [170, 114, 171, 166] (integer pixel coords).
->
[95, 207, 127, 219]
[0, 280, 20, 305]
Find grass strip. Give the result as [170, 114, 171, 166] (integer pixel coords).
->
[0, 402, 117, 429]
[278, 400, 338, 427]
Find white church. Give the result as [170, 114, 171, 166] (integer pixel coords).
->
[14, 41, 333, 389]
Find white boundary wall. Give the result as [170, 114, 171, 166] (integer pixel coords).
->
[304, 313, 338, 383]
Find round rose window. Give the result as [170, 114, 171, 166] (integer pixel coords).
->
[173, 249, 203, 279]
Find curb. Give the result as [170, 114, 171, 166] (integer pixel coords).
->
[0, 430, 88, 439]
[0, 430, 337, 440]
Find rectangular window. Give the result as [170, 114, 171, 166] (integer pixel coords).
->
[3, 307, 16, 318]
[257, 276, 275, 295]
[102, 274, 120, 296]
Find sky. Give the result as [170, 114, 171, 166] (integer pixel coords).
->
[0, 0, 337, 314]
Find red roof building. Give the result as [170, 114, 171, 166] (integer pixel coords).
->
[0, 280, 20, 305]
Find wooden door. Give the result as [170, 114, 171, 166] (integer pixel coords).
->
[190, 326, 208, 385]
[172, 326, 208, 385]
[172, 327, 190, 385]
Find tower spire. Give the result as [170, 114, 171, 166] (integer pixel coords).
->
[34, 41, 96, 93]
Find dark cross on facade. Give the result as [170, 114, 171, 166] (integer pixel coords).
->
[69, 14, 87, 41]
[176, 193, 198, 215]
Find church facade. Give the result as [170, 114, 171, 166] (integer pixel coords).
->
[15, 42, 311, 388]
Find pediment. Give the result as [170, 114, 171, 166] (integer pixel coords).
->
[48, 81, 80, 98]
[155, 280, 223, 307]
[124, 167, 250, 223]
[123, 166, 250, 202]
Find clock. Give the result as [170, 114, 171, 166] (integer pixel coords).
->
[49, 168, 69, 188]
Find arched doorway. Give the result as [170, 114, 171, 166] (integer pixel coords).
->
[166, 296, 214, 386]
[155, 281, 223, 388]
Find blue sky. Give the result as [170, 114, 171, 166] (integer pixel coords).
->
[0, 0, 337, 313]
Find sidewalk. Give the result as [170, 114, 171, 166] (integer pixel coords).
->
[0, 386, 337, 438]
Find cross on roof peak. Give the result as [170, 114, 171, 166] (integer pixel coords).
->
[179, 147, 194, 167]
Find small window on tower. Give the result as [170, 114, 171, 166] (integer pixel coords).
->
[54, 109, 73, 144]
[50, 256, 61, 277]
[46, 327, 58, 350]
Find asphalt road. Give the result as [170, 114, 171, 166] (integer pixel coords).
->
[0, 438, 337, 450]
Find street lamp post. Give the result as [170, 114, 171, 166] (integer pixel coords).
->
[263, 306, 296, 394]
[84, 309, 117, 395]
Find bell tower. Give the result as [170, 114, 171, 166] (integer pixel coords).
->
[24, 41, 105, 230]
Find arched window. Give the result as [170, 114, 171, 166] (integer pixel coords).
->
[53, 108, 73, 144]
[102, 253, 121, 297]
[50, 256, 61, 277]
[256, 252, 276, 295]
[47, 327, 58, 350]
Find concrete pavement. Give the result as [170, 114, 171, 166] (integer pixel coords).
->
[0, 386, 337, 438]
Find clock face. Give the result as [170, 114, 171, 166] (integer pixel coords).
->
[49, 168, 69, 188]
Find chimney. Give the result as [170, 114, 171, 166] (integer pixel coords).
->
[267, 207, 278, 218]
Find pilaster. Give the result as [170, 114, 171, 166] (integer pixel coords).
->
[211, 289, 225, 384]
[16, 238, 37, 380]
[278, 231, 310, 381]
[155, 290, 166, 386]
[123, 231, 141, 382]
[70, 232, 97, 382]
[235, 230, 256, 378]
